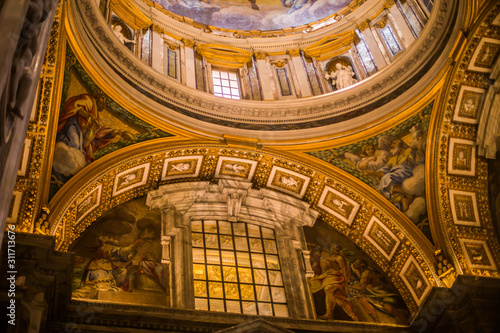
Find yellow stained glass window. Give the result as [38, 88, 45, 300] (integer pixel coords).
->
[253, 269, 268, 285]
[240, 284, 255, 300]
[192, 233, 204, 247]
[225, 283, 240, 300]
[238, 267, 253, 283]
[263, 239, 277, 254]
[223, 266, 237, 282]
[205, 234, 219, 248]
[220, 235, 234, 249]
[249, 238, 263, 252]
[207, 265, 222, 281]
[234, 237, 248, 251]
[194, 281, 207, 297]
[193, 264, 206, 280]
[208, 282, 223, 298]
[219, 221, 232, 234]
[251, 253, 266, 268]
[192, 220, 288, 316]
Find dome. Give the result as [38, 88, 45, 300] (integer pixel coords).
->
[149, 0, 354, 31]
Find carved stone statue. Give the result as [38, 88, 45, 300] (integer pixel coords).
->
[112, 25, 135, 45]
[325, 63, 357, 90]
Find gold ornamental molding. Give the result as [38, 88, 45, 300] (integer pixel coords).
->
[109, 0, 152, 31]
[267, 77, 447, 151]
[253, 51, 267, 60]
[181, 38, 195, 48]
[44, 139, 440, 312]
[427, 0, 500, 278]
[303, 31, 355, 61]
[195, 44, 253, 68]
[374, 16, 390, 29]
[356, 20, 371, 32]
[64, 3, 201, 140]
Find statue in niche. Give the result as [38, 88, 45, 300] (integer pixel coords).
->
[113, 25, 136, 45]
[325, 63, 357, 90]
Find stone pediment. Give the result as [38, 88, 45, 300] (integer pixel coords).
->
[215, 318, 294, 333]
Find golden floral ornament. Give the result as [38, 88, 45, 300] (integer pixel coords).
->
[356, 20, 370, 31]
[270, 59, 287, 68]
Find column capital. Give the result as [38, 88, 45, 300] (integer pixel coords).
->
[356, 20, 371, 31]
[374, 16, 389, 29]
[254, 51, 267, 59]
[287, 49, 301, 57]
[152, 24, 164, 35]
[181, 38, 195, 48]
[384, 0, 396, 9]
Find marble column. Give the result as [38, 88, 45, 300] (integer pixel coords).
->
[358, 22, 388, 70]
[287, 49, 313, 98]
[151, 28, 164, 73]
[181, 38, 197, 89]
[387, 4, 416, 48]
[255, 52, 277, 100]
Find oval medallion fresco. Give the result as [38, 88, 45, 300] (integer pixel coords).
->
[153, 0, 353, 31]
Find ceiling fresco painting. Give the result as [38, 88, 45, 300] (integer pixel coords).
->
[305, 219, 409, 324]
[49, 47, 173, 199]
[308, 102, 433, 242]
[152, 0, 353, 31]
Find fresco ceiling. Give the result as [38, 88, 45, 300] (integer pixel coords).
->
[152, 0, 353, 31]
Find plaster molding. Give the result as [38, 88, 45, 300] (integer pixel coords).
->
[68, 0, 460, 142]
